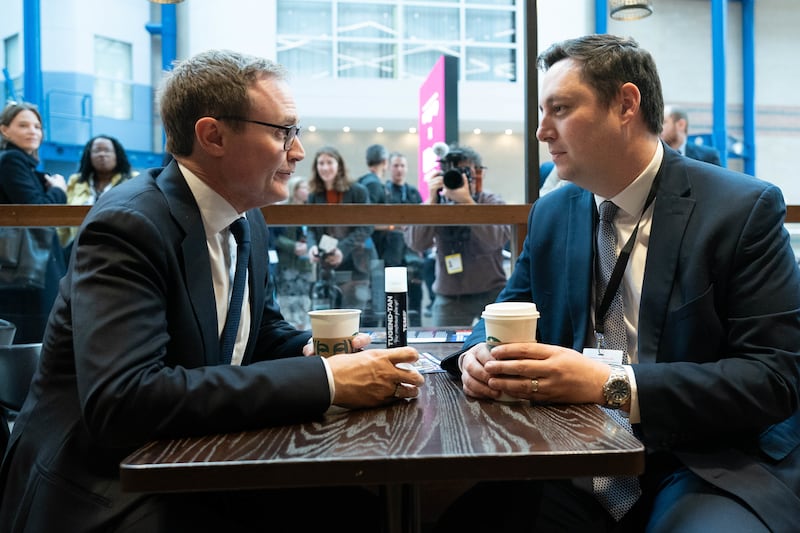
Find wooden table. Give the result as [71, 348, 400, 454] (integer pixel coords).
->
[120, 343, 644, 532]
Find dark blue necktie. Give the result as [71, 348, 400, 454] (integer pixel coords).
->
[219, 216, 250, 364]
[592, 201, 641, 521]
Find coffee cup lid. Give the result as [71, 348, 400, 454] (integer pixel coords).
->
[482, 301, 539, 317]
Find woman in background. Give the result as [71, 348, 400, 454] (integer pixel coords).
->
[0, 102, 67, 343]
[272, 176, 313, 330]
[306, 146, 376, 316]
[58, 134, 137, 249]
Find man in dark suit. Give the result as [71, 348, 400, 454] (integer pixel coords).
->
[662, 105, 722, 165]
[0, 50, 424, 533]
[437, 34, 800, 532]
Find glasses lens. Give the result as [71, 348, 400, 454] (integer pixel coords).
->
[284, 126, 300, 151]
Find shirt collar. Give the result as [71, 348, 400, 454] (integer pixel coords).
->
[179, 162, 242, 238]
[595, 141, 663, 218]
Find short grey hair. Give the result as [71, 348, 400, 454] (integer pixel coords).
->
[159, 49, 288, 156]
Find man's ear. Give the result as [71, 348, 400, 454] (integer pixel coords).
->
[194, 117, 226, 157]
[618, 82, 641, 125]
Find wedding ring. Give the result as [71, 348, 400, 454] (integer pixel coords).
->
[393, 383, 402, 398]
[530, 378, 539, 393]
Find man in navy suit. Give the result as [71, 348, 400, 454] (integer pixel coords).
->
[662, 105, 722, 165]
[437, 35, 800, 532]
[0, 50, 424, 532]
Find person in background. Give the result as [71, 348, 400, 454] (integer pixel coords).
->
[306, 145, 377, 316]
[661, 105, 722, 165]
[437, 34, 800, 532]
[357, 143, 389, 261]
[357, 143, 388, 205]
[384, 151, 424, 325]
[405, 145, 510, 327]
[0, 50, 423, 533]
[0, 101, 67, 343]
[58, 134, 138, 250]
[273, 175, 313, 330]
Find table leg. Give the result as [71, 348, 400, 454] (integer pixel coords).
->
[381, 483, 421, 533]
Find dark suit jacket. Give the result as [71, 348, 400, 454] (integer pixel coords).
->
[443, 146, 800, 530]
[685, 141, 722, 166]
[357, 171, 386, 204]
[0, 162, 324, 532]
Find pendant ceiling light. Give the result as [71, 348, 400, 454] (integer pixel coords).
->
[610, 0, 654, 21]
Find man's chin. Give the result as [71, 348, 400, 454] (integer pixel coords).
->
[266, 187, 289, 205]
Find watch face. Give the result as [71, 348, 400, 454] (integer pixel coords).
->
[608, 381, 628, 403]
[604, 370, 630, 408]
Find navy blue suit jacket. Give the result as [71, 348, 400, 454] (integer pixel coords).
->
[444, 146, 800, 530]
[685, 141, 721, 166]
[0, 162, 323, 532]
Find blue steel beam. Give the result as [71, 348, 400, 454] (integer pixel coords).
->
[145, 5, 178, 73]
[596, 0, 608, 34]
[22, 0, 42, 107]
[741, 0, 755, 175]
[711, 0, 728, 167]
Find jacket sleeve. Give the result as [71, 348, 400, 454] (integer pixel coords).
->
[635, 184, 800, 448]
[0, 150, 66, 204]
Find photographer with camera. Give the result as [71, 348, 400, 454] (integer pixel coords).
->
[404, 144, 510, 327]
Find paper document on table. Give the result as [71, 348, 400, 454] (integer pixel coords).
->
[412, 352, 447, 374]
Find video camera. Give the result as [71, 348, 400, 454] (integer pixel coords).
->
[432, 142, 472, 190]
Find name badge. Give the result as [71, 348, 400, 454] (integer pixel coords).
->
[268, 250, 279, 264]
[583, 347, 624, 365]
[445, 253, 463, 274]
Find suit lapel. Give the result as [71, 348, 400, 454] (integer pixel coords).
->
[638, 151, 695, 362]
[567, 188, 595, 350]
[156, 162, 220, 365]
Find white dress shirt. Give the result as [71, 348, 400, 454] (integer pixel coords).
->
[592, 141, 664, 423]
[181, 163, 251, 366]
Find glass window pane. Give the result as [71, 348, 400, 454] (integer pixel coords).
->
[338, 42, 396, 78]
[338, 3, 395, 39]
[403, 46, 460, 80]
[403, 6, 460, 41]
[93, 36, 132, 120]
[276, 0, 519, 82]
[465, 9, 516, 44]
[465, 47, 516, 82]
[278, 40, 333, 78]
[3, 34, 22, 102]
[466, 0, 516, 5]
[278, 1, 332, 36]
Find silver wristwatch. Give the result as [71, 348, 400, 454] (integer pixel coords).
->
[602, 364, 631, 409]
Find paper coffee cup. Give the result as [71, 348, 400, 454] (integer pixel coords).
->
[482, 302, 540, 347]
[308, 309, 361, 357]
[482, 302, 540, 402]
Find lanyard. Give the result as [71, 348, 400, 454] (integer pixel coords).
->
[593, 174, 660, 349]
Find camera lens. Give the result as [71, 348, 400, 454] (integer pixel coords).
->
[443, 169, 465, 189]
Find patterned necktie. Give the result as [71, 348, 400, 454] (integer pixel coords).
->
[592, 201, 642, 521]
[219, 217, 251, 365]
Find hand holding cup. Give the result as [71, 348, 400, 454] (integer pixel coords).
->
[482, 302, 540, 402]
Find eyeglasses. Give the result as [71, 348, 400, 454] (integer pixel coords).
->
[216, 116, 301, 151]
